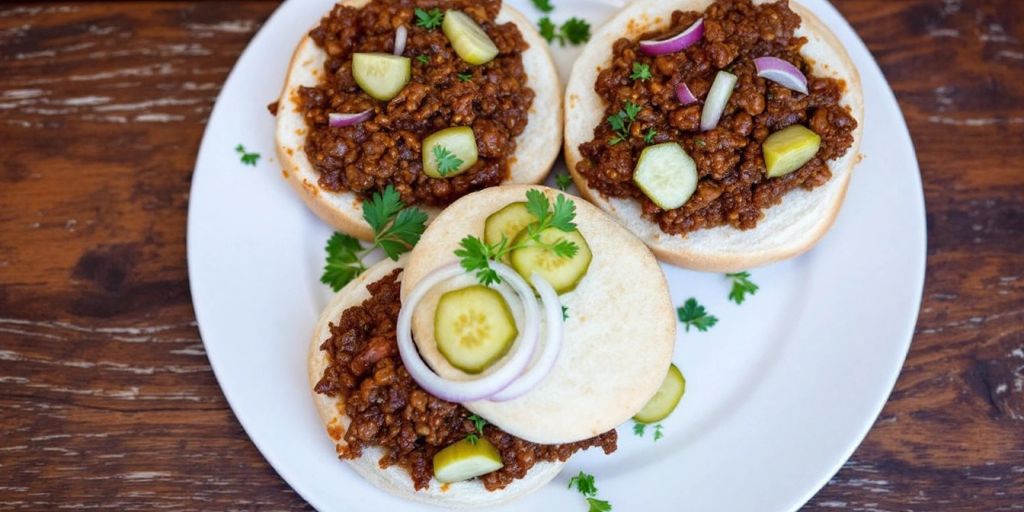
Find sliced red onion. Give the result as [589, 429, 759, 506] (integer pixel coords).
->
[700, 70, 737, 131]
[328, 110, 373, 128]
[396, 262, 540, 403]
[393, 25, 408, 56]
[754, 56, 808, 95]
[485, 274, 563, 402]
[639, 18, 703, 56]
[675, 82, 698, 105]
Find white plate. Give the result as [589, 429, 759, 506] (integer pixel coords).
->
[187, 1, 926, 510]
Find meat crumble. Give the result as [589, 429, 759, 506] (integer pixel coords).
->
[575, 0, 857, 235]
[314, 270, 617, 491]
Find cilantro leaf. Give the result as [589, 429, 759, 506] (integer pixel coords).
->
[726, 271, 759, 304]
[653, 424, 664, 441]
[561, 305, 568, 322]
[632, 421, 646, 437]
[624, 101, 641, 120]
[525, 189, 552, 228]
[587, 497, 612, 512]
[643, 128, 658, 144]
[550, 238, 579, 259]
[376, 207, 428, 260]
[539, 17, 558, 44]
[630, 62, 652, 81]
[549, 194, 577, 232]
[414, 8, 443, 30]
[362, 185, 405, 234]
[457, 71, 473, 82]
[677, 298, 718, 332]
[320, 233, 366, 292]
[555, 172, 572, 191]
[416, 54, 430, 64]
[607, 101, 641, 145]
[531, 0, 554, 13]
[568, 471, 597, 496]
[466, 433, 479, 445]
[433, 145, 464, 177]
[560, 17, 591, 45]
[469, 414, 487, 435]
[455, 236, 500, 286]
[235, 144, 260, 166]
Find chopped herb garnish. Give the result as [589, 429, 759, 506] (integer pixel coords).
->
[695, 138, 706, 148]
[531, 0, 554, 13]
[587, 498, 613, 512]
[466, 414, 487, 445]
[235, 144, 260, 166]
[320, 185, 427, 291]
[560, 17, 591, 45]
[414, 7, 444, 30]
[632, 421, 646, 437]
[568, 471, 598, 496]
[457, 71, 473, 82]
[416, 54, 430, 64]
[433, 145, 464, 177]
[555, 172, 573, 191]
[677, 298, 718, 332]
[562, 305, 569, 321]
[653, 424, 664, 441]
[456, 190, 578, 286]
[630, 62, 652, 81]
[726, 271, 759, 304]
[539, 17, 558, 44]
[643, 128, 657, 144]
[608, 101, 641, 145]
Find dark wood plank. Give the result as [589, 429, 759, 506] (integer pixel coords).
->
[0, 1, 1021, 511]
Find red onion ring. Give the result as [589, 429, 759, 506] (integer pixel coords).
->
[754, 56, 808, 95]
[639, 18, 703, 56]
[393, 25, 408, 56]
[700, 70, 737, 131]
[396, 262, 540, 403]
[675, 82, 698, 105]
[485, 273, 563, 402]
[328, 110, 373, 128]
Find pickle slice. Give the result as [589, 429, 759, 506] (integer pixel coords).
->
[352, 52, 411, 101]
[632, 142, 698, 210]
[509, 227, 592, 294]
[433, 437, 504, 483]
[442, 10, 499, 65]
[422, 126, 478, 178]
[633, 363, 686, 424]
[762, 124, 822, 178]
[484, 203, 538, 261]
[434, 285, 518, 374]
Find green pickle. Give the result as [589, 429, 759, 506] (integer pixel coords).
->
[632, 142, 698, 210]
[351, 53, 411, 101]
[762, 125, 821, 178]
[434, 285, 517, 374]
[634, 363, 686, 424]
[422, 126, 478, 178]
[442, 10, 499, 65]
[432, 437, 504, 483]
[484, 202, 538, 261]
[509, 227, 592, 294]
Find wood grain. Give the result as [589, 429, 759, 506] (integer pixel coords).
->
[0, 0, 1021, 510]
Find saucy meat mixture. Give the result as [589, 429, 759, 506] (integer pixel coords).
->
[298, 0, 534, 206]
[314, 270, 617, 491]
[576, 0, 857, 235]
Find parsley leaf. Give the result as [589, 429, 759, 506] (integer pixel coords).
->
[677, 298, 718, 332]
[568, 471, 597, 496]
[555, 172, 572, 191]
[466, 415, 486, 445]
[416, 54, 430, 64]
[562, 305, 569, 321]
[457, 71, 473, 82]
[433, 145, 465, 177]
[320, 233, 367, 292]
[587, 497, 613, 512]
[653, 424, 664, 441]
[643, 128, 657, 144]
[630, 62, 652, 81]
[465, 433, 479, 445]
[726, 271, 759, 304]
[455, 235, 500, 286]
[376, 207, 428, 260]
[525, 189, 552, 227]
[632, 421, 646, 437]
[531, 0, 554, 13]
[607, 101, 640, 145]
[362, 185, 405, 234]
[539, 17, 557, 44]
[549, 194, 578, 232]
[560, 17, 591, 45]
[235, 144, 260, 166]
[414, 8, 443, 30]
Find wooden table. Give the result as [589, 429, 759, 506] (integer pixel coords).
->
[1, 1, 1021, 510]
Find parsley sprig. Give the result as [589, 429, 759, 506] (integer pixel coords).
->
[608, 101, 641, 145]
[235, 144, 260, 166]
[320, 185, 428, 291]
[538, 16, 591, 46]
[433, 145, 464, 176]
[633, 421, 664, 441]
[555, 172, 573, 191]
[630, 62, 652, 81]
[531, 0, 554, 13]
[465, 414, 487, 445]
[414, 8, 443, 30]
[568, 472, 612, 512]
[455, 190, 578, 286]
[457, 71, 473, 82]
[726, 271, 759, 304]
[643, 128, 658, 144]
[677, 298, 718, 332]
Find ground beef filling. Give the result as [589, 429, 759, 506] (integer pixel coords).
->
[297, 0, 535, 207]
[576, 0, 857, 235]
[314, 270, 617, 491]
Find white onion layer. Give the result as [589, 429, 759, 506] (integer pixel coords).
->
[393, 25, 408, 56]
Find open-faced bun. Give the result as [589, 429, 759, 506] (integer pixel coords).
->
[308, 256, 564, 509]
[564, 0, 864, 272]
[402, 185, 676, 444]
[278, 1, 562, 240]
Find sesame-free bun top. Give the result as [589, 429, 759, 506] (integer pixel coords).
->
[277, 0, 562, 240]
[402, 185, 676, 444]
[564, 0, 864, 272]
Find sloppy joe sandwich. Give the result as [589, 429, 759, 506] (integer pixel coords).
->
[308, 185, 676, 507]
[277, 0, 562, 240]
[564, 0, 864, 271]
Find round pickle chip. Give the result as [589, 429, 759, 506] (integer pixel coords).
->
[633, 363, 686, 424]
[483, 202, 538, 262]
[509, 227, 592, 294]
[432, 437, 504, 483]
[434, 285, 518, 374]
